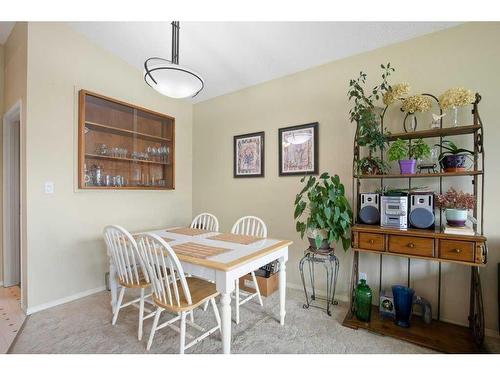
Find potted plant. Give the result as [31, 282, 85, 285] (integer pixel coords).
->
[438, 87, 476, 127]
[348, 63, 395, 175]
[435, 139, 474, 172]
[388, 138, 431, 174]
[294, 173, 352, 251]
[436, 188, 476, 227]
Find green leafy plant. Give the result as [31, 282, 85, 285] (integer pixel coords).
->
[434, 139, 474, 162]
[409, 139, 431, 160]
[294, 173, 353, 250]
[356, 156, 389, 175]
[387, 138, 408, 161]
[348, 63, 395, 174]
[388, 138, 431, 161]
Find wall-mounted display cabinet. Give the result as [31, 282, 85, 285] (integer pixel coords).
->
[78, 90, 175, 190]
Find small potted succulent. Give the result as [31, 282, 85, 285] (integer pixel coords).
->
[435, 139, 474, 172]
[436, 188, 476, 227]
[294, 173, 352, 251]
[388, 138, 431, 174]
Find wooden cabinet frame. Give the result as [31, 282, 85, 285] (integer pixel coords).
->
[78, 90, 175, 190]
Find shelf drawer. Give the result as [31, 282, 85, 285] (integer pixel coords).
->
[388, 235, 434, 257]
[358, 232, 385, 251]
[439, 240, 474, 263]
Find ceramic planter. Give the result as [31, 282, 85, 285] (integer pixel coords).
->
[399, 159, 417, 174]
[445, 208, 468, 227]
[441, 154, 468, 172]
[307, 228, 330, 250]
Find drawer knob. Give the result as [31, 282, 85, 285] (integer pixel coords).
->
[408, 242, 415, 248]
[369, 239, 374, 244]
[453, 248, 462, 253]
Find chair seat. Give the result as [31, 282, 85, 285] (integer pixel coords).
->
[119, 272, 150, 288]
[153, 277, 219, 312]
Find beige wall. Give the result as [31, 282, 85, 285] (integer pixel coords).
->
[24, 22, 193, 310]
[193, 22, 500, 334]
[2, 23, 28, 302]
[0, 42, 3, 283]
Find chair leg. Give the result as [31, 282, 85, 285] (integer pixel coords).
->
[180, 311, 186, 354]
[112, 287, 125, 325]
[202, 300, 209, 311]
[189, 310, 195, 323]
[147, 308, 162, 351]
[251, 271, 264, 306]
[138, 287, 145, 340]
[211, 298, 221, 330]
[235, 279, 240, 324]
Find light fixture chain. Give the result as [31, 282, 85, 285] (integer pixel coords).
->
[171, 21, 180, 64]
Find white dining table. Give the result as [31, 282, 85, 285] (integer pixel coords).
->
[108, 227, 291, 354]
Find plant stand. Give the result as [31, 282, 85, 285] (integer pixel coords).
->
[299, 247, 339, 316]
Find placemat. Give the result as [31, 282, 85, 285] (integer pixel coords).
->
[208, 233, 262, 245]
[132, 234, 175, 243]
[172, 242, 230, 259]
[167, 227, 211, 236]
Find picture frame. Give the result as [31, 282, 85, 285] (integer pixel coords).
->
[278, 122, 318, 176]
[233, 131, 265, 178]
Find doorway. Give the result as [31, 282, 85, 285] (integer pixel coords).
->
[3, 101, 21, 289]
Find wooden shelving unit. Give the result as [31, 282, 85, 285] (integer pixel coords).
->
[78, 90, 175, 190]
[355, 170, 483, 179]
[344, 94, 487, 353]
[343, 306, 484, 353]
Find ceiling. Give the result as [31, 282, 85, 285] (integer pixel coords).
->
[2, 22, 459, 102]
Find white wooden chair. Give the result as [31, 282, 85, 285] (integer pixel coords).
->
[103, 225, 155, 340]
[231, 216, 266, 324]
[137, 233, 221, 354]
[190, 212, 219, 232]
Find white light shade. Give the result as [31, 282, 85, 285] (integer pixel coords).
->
[144, 58, 204, 99]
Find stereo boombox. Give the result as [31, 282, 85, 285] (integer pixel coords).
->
[359, 192, 435, 230]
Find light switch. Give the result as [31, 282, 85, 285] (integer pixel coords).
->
[44, 181, 54, 194]
[359, 272, 368, 282]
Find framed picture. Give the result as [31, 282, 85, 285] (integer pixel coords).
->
[278, 122, 318, 176]
[233, 131, 265, 178]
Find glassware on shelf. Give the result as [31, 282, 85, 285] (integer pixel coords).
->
[96, 143, 108, 155]
[91, 164, 104, 186]
[355, 279, 373, 322]
[392, 285, 415, 328]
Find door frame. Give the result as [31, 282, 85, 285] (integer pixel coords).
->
[2, 100, 22, 296]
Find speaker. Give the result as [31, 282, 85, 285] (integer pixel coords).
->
[359, 193, 380, 225]
[409, 194, 435, 229]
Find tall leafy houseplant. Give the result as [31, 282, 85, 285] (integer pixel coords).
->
[348, 63, 395, 175]
[294, 173, 353, 250]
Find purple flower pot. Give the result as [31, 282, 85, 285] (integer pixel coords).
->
[399, 159, 417, 175]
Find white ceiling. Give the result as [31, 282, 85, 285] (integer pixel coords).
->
[1, 22, 459, 102]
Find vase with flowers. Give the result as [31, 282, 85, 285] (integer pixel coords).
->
[401, 95, 433, 132]
[436, 188, 476, 227]
[438, 88, 476, 127]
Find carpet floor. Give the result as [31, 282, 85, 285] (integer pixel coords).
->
[9, 288, 500, 354]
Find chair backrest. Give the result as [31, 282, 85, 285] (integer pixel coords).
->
[137, 233, 192, 307]
[190, 212, 219, 232]
[103, 225, 149, 287]
[231, 216, 268, 237]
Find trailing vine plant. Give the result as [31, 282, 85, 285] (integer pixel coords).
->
[348, 63, 395, 175]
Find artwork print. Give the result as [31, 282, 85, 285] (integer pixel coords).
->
[233, 132, 265, 177]
[279, 123, 318, 176]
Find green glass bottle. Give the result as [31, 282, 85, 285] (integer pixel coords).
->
[355, 279, 373, 322]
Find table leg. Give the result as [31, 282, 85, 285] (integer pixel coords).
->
[279, 257, 287, 325]
[109, 260, 118, 313]
[220, 292, 232, 354]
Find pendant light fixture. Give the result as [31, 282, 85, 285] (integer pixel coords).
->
[144, 22, 204, 99]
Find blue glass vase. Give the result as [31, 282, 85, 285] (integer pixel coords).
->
[392, 285, 415, 328]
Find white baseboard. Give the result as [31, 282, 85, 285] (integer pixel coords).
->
[0, 281, 3, 287]
[26, 286, 106, 315]
[286, 282, 499, 338]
